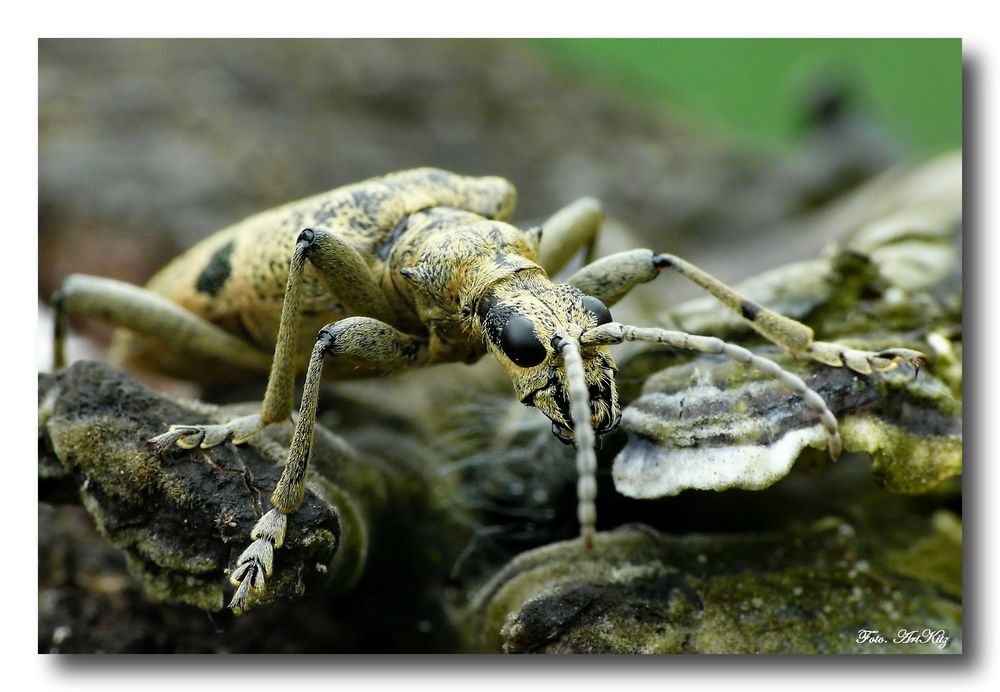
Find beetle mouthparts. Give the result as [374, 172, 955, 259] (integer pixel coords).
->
[551, 421, 574, 445]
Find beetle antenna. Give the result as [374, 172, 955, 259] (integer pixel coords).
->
[555, 334, 598, 550]
[582, 323, 842, 460]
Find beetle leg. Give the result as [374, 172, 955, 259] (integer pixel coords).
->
[537, 197, 605, 276]
[228, 316, 428, 613]
[50, 274, 272, 373]
[652, 253, 819, 352]
[148, 413, 270, 453]
[566, 250, 926, 375]
[147, 224, 402, 450]
[141, 229, 315, 450]
[564, 249, 661, 307]
[295, 227, 399, 323]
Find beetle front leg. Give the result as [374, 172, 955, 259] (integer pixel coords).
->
[566, 249, 925, 374]
[150, 226, 401, 452]
[228, 316, 428, 613]
[147, 231, 319, 452]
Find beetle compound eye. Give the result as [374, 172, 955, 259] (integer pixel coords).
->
[500, 314, 547, 367]
[581, 295, 613, 326]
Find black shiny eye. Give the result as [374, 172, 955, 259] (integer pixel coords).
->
[500, 314, 547, 368]
[581, 295, 613, 326]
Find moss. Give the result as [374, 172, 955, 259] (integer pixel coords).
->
[464, 519, 962, 653]
[114, 527, 219, 574]
[123, 554, 225, 612]
[842, 416, 962, 493]
[48, 418, 165, 504]
[887, 510, 962, 597]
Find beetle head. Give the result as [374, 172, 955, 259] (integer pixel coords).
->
[477, 278, 621, 444]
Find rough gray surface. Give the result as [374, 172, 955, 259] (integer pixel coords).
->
[40, 361, 345, 612]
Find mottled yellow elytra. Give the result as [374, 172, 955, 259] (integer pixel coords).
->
[53, 168, 924, 612]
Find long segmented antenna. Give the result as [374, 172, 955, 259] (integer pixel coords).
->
[554, 322, 851, 553]
[555, 335, 599, 550]
[581, 323, 843, 459]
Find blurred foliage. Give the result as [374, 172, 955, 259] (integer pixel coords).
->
[530, 39, 961, 156]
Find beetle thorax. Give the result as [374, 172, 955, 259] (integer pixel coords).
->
[385, 208, 543, 361]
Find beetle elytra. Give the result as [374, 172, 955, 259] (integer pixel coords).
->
[52, 168, 925, 611]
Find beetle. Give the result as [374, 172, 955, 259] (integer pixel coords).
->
[51, 168, 925, 611]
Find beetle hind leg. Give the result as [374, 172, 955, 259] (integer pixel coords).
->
[49, 273, 279, 451]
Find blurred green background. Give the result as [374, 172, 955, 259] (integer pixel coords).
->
[39, 38, 964, 655]
[531, 39, 962, 156]
[40, 38, 963, 304]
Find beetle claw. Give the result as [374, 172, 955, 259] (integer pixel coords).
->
[147, 414, 268, 453]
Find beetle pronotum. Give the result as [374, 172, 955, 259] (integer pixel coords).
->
[52, 169, 924, 611]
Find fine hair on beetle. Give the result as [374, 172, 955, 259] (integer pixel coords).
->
[52, 168, 925, 612]
[474, 282, 853, 553]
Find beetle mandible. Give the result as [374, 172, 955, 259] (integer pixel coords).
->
[51, 168, 925, 611]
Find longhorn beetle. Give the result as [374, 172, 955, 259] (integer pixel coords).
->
[51, 168, 925, 612]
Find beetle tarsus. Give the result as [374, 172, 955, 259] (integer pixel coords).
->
[148, 413, 270, 453]
[228, 509, 288, 614]
[52, 168, 929, 616]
